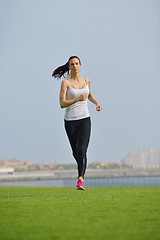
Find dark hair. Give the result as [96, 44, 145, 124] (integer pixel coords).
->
[52, 56, 81, 79]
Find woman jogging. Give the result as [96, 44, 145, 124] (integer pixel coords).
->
[52, 56, 102, 190]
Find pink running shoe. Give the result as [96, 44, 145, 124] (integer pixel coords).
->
[76, 179, 85, 190]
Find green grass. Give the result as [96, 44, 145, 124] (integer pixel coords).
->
[0, 186, 160, 240]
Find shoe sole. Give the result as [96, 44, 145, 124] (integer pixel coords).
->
[77, 186, 85, 190]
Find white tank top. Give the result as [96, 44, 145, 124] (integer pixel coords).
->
[64, 79, 90, 121]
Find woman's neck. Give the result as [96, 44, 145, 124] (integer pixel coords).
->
[71, 73, 81, 81]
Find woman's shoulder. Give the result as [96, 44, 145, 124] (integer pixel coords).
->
[85, 77, 91, 84]
[62, 79, 70, 86]
[60, 79, 70, 90]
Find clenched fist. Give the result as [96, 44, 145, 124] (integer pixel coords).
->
[78, 94, 87, 101]
[96, 103, 102, 111]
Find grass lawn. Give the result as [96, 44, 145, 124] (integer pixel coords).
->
[0, 186, 160, 240]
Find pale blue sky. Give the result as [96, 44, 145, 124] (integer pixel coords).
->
[0, 0, 160, 164]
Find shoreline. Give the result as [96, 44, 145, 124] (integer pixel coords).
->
[0, 169, 160, 182]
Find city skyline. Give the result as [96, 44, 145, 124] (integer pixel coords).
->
[1, 147, 160, 168]
[122, 147, 160, 168]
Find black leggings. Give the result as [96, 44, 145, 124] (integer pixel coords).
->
[64, 117, 91, 178]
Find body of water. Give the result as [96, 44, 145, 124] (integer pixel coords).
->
[0, 176, 160, 187]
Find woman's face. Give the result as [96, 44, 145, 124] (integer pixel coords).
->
[69, 58, 81, 74]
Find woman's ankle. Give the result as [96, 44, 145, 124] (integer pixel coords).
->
[78, 176, 83, 181]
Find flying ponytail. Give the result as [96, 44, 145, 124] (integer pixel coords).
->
[52, 62, 69, 79]
[52, 56, 81, 79]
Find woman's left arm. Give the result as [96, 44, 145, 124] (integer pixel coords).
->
[87, 78, 102, 111]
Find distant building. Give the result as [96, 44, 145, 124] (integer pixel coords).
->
[0, 159, 32, 171]
[0, 159, 56, 171]
[0, 168, 14, 175]
[121, 147, 160, 168]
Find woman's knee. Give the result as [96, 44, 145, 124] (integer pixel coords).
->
[76, 146, 86, 158]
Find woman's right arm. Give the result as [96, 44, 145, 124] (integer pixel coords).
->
[59, 80, 87, 108]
